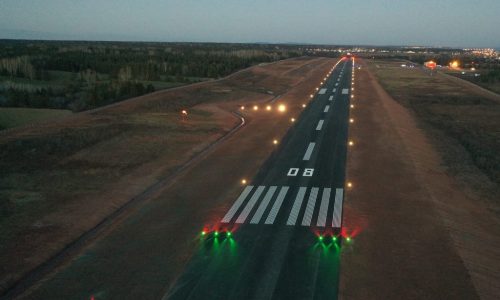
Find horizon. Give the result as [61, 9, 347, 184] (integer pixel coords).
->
[1, 0, 499, 49]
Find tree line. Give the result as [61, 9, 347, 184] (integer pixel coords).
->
[0, 41, 303, 111]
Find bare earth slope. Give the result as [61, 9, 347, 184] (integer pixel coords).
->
[340, 60, 500, 299]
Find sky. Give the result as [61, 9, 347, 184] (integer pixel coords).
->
[0, 0, 499, 48]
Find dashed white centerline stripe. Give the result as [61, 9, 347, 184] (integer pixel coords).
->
[333, 88, 337, 93]
[235, 186, 265, 224]
[287, 187, 307, 225]
[301, 187, 319, 226]
[316, 188, 331, 227]
[332, 188, 344, 228]
[221, 186, 253, 223]
[265, 186, 289, 224]
[250, 186, 277, 224]
[316, 120, 324, 131]
[329, 96, 333, 101]
[324, 105, 330, 113]
[303, 142, 316, 161]
[335, 83, 339, 87]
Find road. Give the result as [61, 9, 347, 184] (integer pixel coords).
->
[167, 57, 354, 300]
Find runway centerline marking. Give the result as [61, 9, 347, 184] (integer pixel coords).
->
[329, 96, 333, 101]
[324, 105, 330, 113]
[316, 120, 324, 131]
[342, 88, 349, 95]
[303, 142, 316, 161]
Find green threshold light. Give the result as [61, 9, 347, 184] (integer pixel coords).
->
[214, 231, 219, 237]
[332, 236, 337, 241]
[226, 232, 232, 237]
[201, 231, 206, 236]
[318, 235, 324, 242]
[346, 237, 351, 242]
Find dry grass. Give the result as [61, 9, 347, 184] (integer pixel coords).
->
[367, 60, 500, 188]
[0, 57, 332, 295]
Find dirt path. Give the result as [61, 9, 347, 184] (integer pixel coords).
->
[340, 59, 500, 299]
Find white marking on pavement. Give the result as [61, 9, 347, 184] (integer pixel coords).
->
[316, 188, 331, 227]
[333, 88, 337, 93]
[316, 120, 324, 131]
[335, 83, 339, 86]
[319, 88, 327, 94]
[287, 168, 299, 176]
[301, 187, 319, 226]
[287, 187, 307, 225]
[332, 188, 344, 228]
[342, 88, 349, 95]
[303, 142, 316, 161]
[250, 186, 277, 224]
[329, 96, 333, 101]
[324, 105, 330, 112]
[221, 186, 253, 223]
[265, 186, 289, 224]
[236, 186, 265, 223]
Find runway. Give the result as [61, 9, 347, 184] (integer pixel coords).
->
[167, 57, 354, 300]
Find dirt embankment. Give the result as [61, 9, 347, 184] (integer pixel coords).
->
[0, 57, 334, 296]
[339, 60, 500, 299]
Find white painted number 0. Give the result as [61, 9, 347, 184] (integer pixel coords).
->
[287, 168, 299, 176]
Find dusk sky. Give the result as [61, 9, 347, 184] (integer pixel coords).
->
[1, 0, 499, 48]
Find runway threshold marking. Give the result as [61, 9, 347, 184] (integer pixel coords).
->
[324, 105, 330, 113]
[319, 88, 327, 95]
[250, 186, 277, 224]
[264, 186, 289, 224]
[303, 142, 316, 161]
[221, 186, 254, 223]
[316, 120, 324, 131]
[342, 88, 349, 95]
[332, 188, 344, 228]
[287, 187, 307, 225]
[316, 188, 331, 227]
[301, 187, 319, 226]
[222, 186, 342, 228]
[235, 186, 265, 223]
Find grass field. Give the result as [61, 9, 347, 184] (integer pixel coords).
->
[0, 57, 332, 296]
[367, 60, 500, 187]
[0, 107, 72, 130]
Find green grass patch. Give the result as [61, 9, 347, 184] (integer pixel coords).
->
[0, 107, 72, 130]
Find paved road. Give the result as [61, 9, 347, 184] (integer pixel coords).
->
[167, 57, 354, 300]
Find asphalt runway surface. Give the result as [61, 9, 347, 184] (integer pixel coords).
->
[167, 58, 354, 300]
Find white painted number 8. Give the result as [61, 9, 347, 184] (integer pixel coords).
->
[303, 168, 314, 176]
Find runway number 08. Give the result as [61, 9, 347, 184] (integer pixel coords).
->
[287, 168, 314, 177]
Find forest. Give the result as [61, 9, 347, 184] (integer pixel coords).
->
[0, 41, 305, 111]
